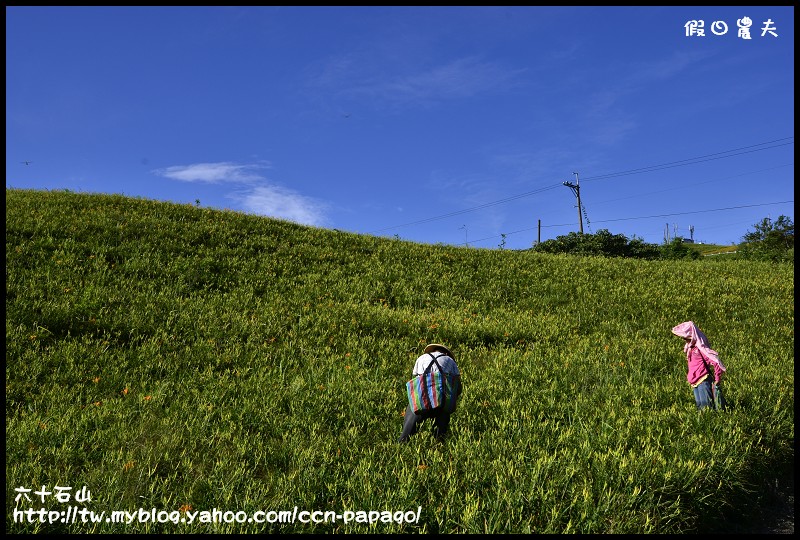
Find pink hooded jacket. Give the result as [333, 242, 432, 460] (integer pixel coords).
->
[671, 321, 727, 384]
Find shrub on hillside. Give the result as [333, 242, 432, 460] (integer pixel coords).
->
[531, 229, 661, 259]
[737, 215, 794, 262]
[659, 237, 701, 260]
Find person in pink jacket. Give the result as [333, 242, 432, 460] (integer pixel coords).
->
[671, 321, 727, 410]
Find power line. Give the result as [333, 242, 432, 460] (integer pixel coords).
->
[463, 200, 794, 247]
[586, 200, 794, 226]
[580, 137, 794, 183]
[367, 184, 561, 234]
[367, 136, 794, 236]
[590, 162, 793, 207]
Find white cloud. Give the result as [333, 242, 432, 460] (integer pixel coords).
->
[312, 54, 526, 108]
[377, 57, 525, 102]
[152, 162, 269, 183]
[153, 161, 328, 226]
[231, 185, 329, 227]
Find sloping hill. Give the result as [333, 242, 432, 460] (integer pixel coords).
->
[6, 188, 794, 534]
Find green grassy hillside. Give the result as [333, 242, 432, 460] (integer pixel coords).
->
[694, 243, 740, 257]
[6, 188, 794, 533]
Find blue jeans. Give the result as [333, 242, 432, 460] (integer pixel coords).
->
[693, 379, 725, 410]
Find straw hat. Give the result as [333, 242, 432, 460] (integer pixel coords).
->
[424, 343, 454, 358]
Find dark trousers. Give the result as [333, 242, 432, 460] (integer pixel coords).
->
[398, 404, 451, 443]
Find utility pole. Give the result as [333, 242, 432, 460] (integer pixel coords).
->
[562, 172, 583, 233]
[459, 224, 468, 247]
[537, 219, 541, 245]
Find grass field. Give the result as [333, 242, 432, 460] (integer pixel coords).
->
[5, 188, 794, 533]
[694, 243, 740, 257]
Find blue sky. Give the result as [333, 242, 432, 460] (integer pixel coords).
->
[6, 6, 794, 249]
